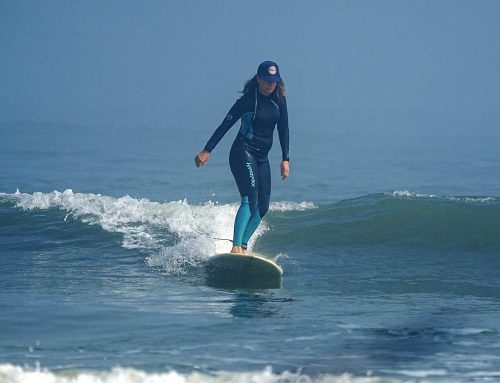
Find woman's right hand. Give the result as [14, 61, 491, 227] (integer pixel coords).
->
[195, 151, 210, 168]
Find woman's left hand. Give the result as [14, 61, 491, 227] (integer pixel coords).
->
[281, 160, 289, 180]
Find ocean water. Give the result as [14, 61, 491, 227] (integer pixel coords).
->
[1, 121, 499, 383]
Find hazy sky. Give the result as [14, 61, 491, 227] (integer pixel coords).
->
[1, 0, 499, 136]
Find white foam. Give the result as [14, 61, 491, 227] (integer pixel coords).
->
[0, 364, 411, 383]
[396, 369, 447, 378]
[387, 190, 438, 199]
[6, 190, 314, 275]
[388, 190, 496, 203]
[465, 370, 500, 378]
[269, 201, 317, 211]
[463, 196, 496, 203]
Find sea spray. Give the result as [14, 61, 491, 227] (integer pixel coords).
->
[1, 190, 315, 274]
[0, 364, 418, 383]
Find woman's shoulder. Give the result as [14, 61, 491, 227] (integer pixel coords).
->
[235, 90, 255, 106]
[239, 89, 255, 100]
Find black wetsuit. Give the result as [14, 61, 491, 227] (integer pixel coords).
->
[204, 88, 289, 247]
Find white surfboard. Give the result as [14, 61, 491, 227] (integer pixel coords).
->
[205, 252, 283, 289]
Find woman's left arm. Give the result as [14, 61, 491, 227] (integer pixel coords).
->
[277, 97, 289, 180]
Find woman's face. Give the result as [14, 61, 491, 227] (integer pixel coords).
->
[257, 76, 277, 96]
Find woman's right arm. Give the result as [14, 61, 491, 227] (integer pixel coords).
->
[195, 96, 247, 168]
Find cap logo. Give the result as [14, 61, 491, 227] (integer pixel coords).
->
[268, 66, 277, 75]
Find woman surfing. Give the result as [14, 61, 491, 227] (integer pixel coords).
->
[195, 61, 290, 255]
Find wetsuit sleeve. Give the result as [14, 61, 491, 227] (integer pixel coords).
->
[203, 97, 246, 153]
[277, 97, 289, 161]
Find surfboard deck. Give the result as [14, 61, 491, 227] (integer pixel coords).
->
[205, 252, 283, 289]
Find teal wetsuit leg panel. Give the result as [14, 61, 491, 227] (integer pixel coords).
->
[241, 156, 271, 248]
[233, 196, 251, 246]
[241, 211, 261, 247]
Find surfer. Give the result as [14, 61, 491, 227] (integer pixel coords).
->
[195, 61, 289, 254]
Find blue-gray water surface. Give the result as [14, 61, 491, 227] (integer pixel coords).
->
[2, 1, 500, 381]
[1, 120, 499, 383]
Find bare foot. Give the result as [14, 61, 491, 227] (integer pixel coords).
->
[230, 246, 243, 254]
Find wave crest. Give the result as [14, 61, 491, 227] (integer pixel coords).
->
[0, 364, 416, 383]
[1, 189, 315, 275]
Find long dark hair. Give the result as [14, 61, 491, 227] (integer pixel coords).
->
[241, 75, 286, 100]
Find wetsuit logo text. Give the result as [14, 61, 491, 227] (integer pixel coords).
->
[246, 162, 256, 188]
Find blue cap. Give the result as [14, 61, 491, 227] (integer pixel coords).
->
[257, 61, 282, 83]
